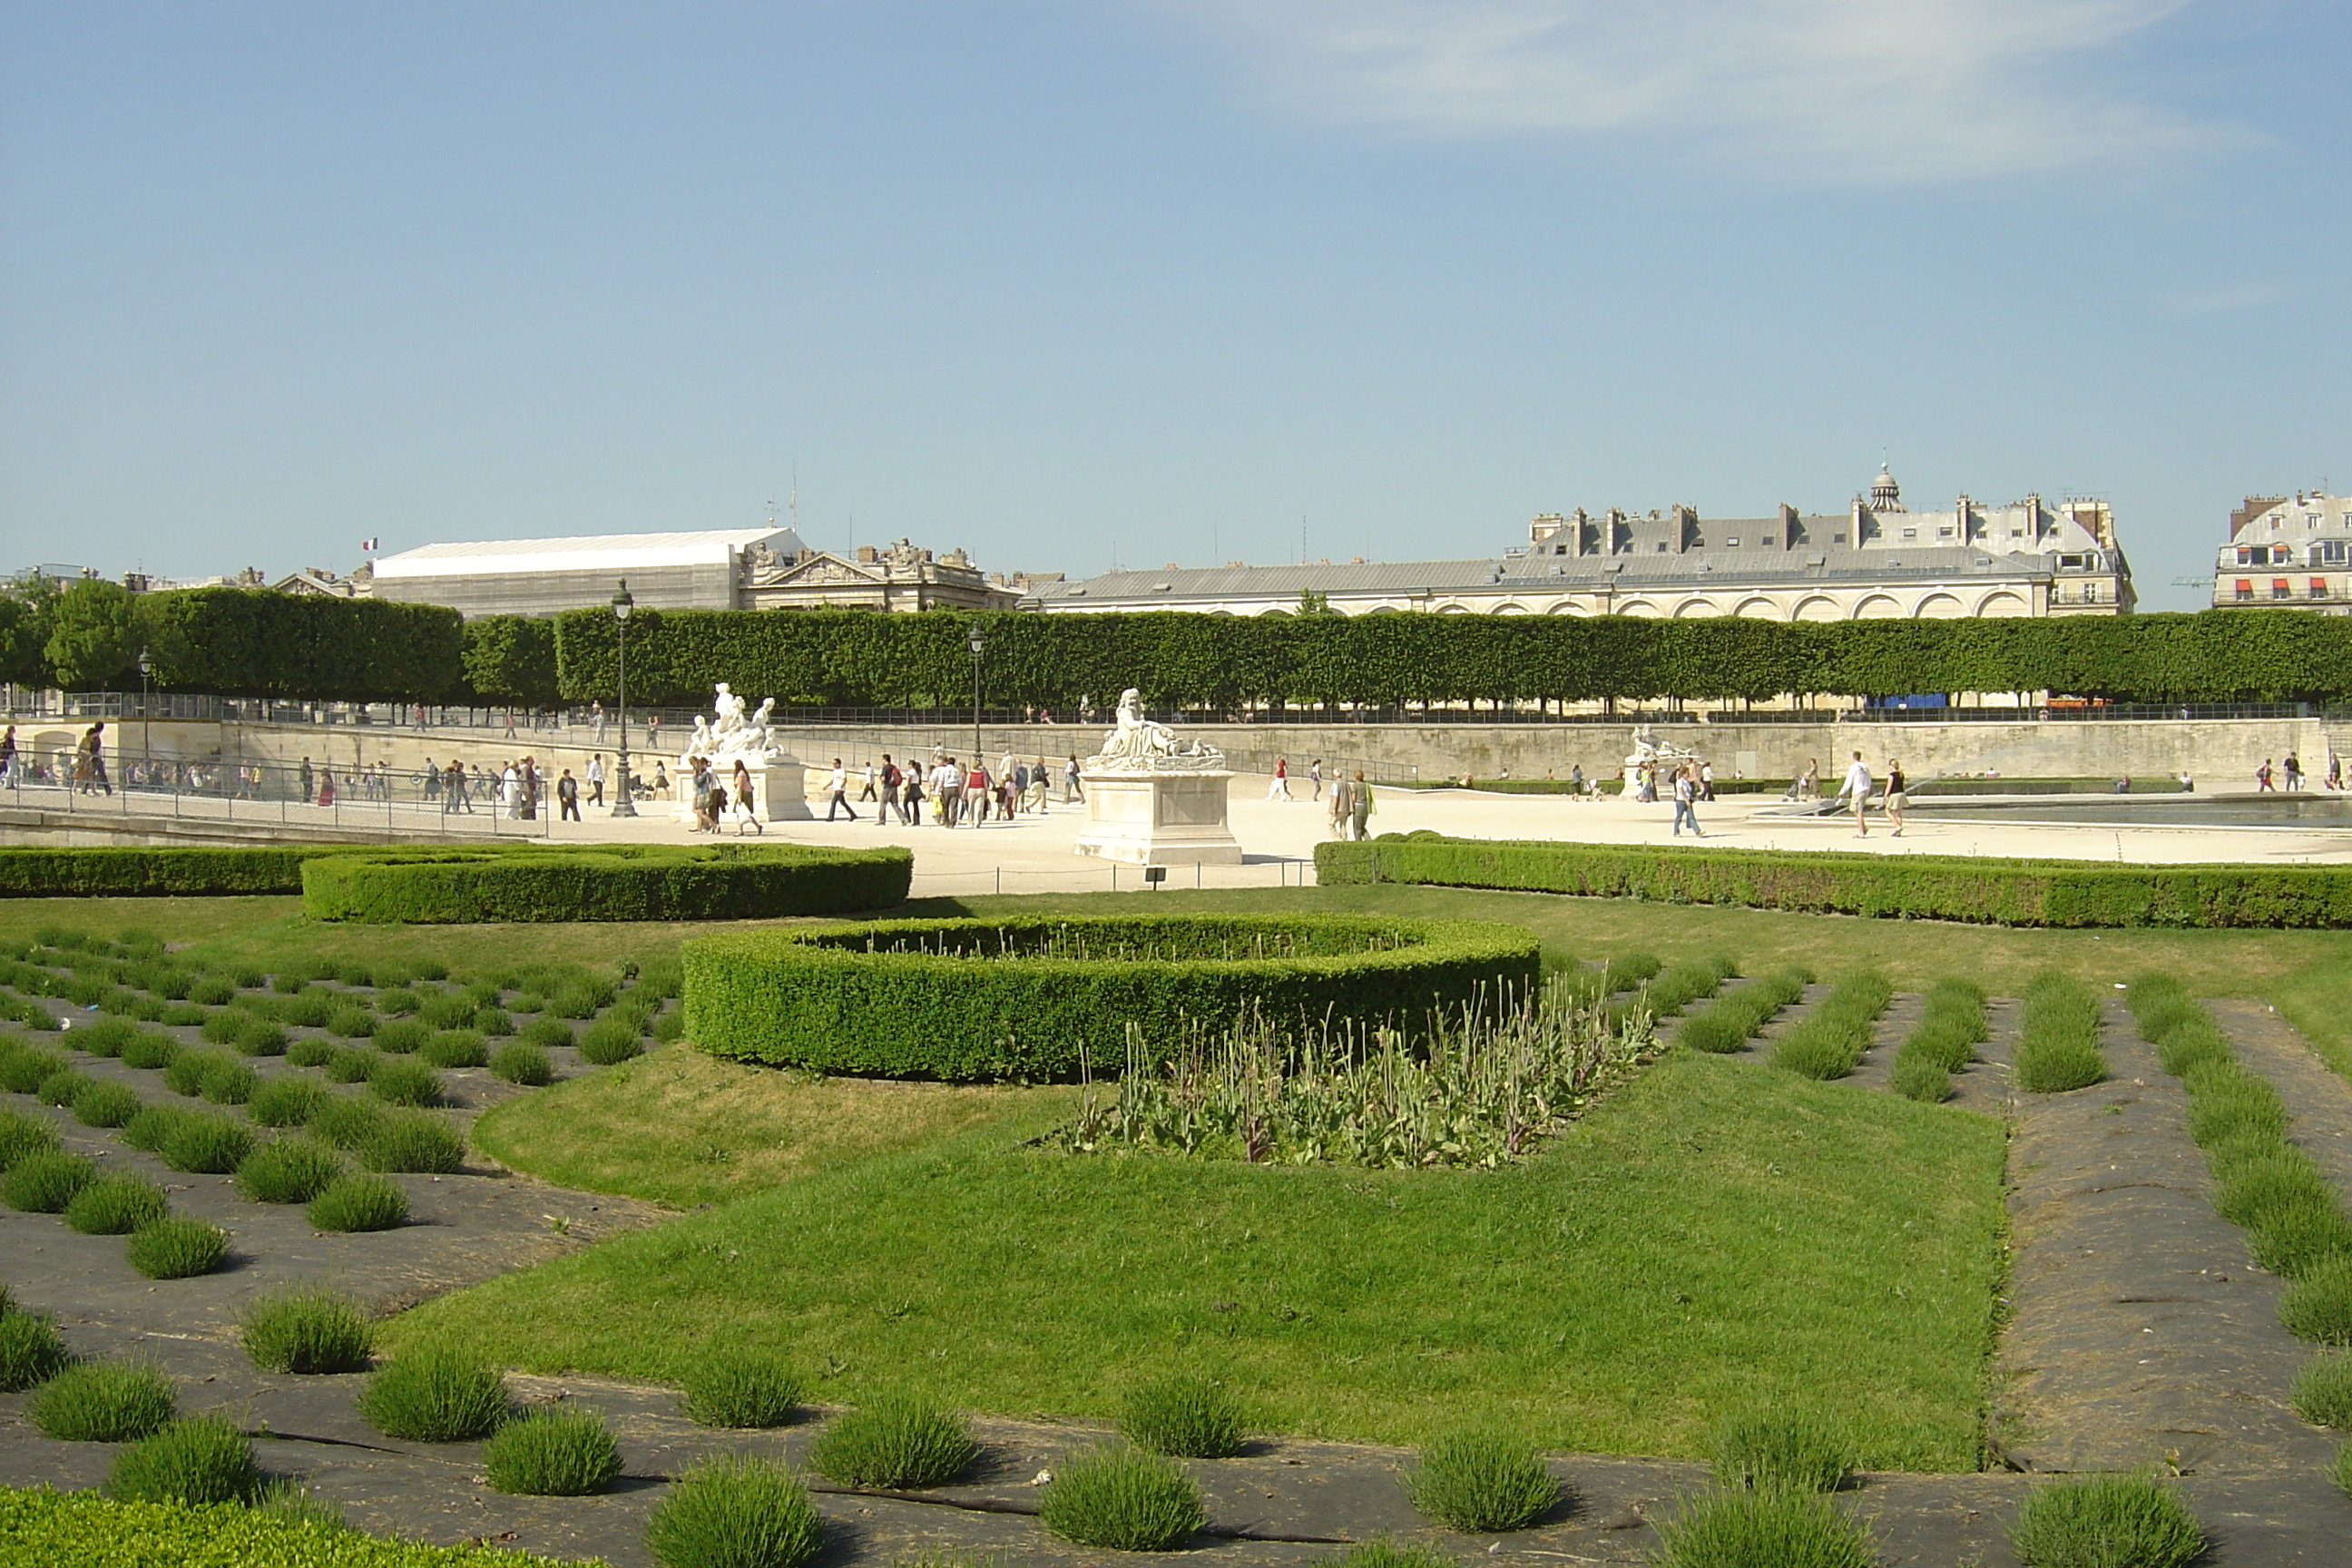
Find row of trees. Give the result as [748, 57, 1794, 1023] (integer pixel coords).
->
[0, 583, 462, 702]
[544, 604, 2352, 710]
[8, 582, 2349, 710]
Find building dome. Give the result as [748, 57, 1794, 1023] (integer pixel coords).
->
[1869, 463, 1903, 511]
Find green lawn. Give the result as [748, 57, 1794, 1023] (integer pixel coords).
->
[396, 1050, 2007, 1469]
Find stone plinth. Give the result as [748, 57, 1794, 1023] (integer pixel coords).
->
[669, 763, 814, 825]
[1073, 770, 1243, 866]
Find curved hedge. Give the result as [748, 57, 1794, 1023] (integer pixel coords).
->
[1315, 835, 2352, 929]
[682, 914, 1542, 1081]
[301, 845, 912, 924]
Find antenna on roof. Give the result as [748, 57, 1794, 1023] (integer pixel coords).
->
[1301, 514, 1308, 565]
[789, 466, 799, 538]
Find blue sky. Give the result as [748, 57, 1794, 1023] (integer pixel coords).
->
[1, 2, 2345, 609]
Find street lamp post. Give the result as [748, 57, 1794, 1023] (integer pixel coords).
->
[136, 647, 152, 790]
[967, 625, 985, 766]
[610, 582, 639, 818]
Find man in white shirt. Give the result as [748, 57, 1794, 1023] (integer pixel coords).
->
[585, 753, 606, 807]
[1838, 751, 1874, 837]
[826, 759, 858, 822]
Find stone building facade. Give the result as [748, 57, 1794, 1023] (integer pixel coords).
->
[1030, 467, 2134, 622]
[736, 538, 1025, 612]
[2212, 491, 2352, 613]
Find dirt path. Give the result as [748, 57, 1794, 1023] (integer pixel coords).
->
[2208, 999, 2352, 1198]
[1993, 1001, 2337, 1543]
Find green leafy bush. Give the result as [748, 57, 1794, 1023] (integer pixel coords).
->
[521, 1015, 574, 1050]
[106, 1415, 261, 1504]
[690, 915, 1543, 1082]
[308, 1172, 410, 1232]
[233, 1015, 289, 1056]
[1038, 1446, 1205, 1551]
[2012, 973, 2106, 1093]
[373, 1018, 430, 1054]
[308, 1093, 389, 1150]
[241, 1290, 372, 1374]
[0, 1107, 62, 1170]
[361, 1112, 466, 1173]
[119, 1102, 197, 1153]
[489, 1042, 554, 1086]
[1406, 1428, 1560, 1533]
[0, 1045, 66, 1093]
[125, 1217, 230, 1279]
[679, 1349, 803, 1428]
[198, 1011, 243, 1046]
[643, 1453, 824, 1568]
[197, 1058, 257, 1105]
[119, 1032, 180, 1070]
[325, 1045, 382, 1084]
[1314, 836, 2352, 931]
[358, 1344, 508, 1441]
[369, 1056, 444, 1106]
[162, 1047, 232, 1098]
[0, 1310, 73, 1389]
[652, 1009, 687, 1044]
[2292, 1356, 2352, 1428]
[284, 1035, 337, 1069]
[2284, 1255, 2352, 1346]
[1708, 1409, 1853, 1493]
[64, 1174, 168, 1235]
[69, 1078, 143, 1128]
[328, 1004, 377, 1038]
[1649, 1485, 1877, 1568]
[234, 1137, 344, 1203]
[248, 1074, 328, 1128]
[304, 843, 915, 925]
[35, 1067, 87, 1106]
[578, 1021, 642, 1065]
[1119, 1374, 1245, 1457]
[1769, 972, 1893, 1081]
[4, 1150, 98, 1212]
[2007, 1473, 2202, 1568]
[421, 1031, 487, 1070]
[75, 1017, 139, 1056]
[482, 1407, 621, 1495]
[29, 1360, 176, 1441]
[1324, 1539, 1459, 1568]
[160, 1112, 253, 1174]
[1889, 1051, 1951, 1102]
[1676, 968, 1808, 1055]
[418, 994, 479, 1031]
[806, 1393, 977, 1487]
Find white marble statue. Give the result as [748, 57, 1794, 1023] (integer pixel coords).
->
[1090, 688, 1225, 773]
[677, 683, 790, 772]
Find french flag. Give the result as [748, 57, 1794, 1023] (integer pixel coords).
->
[360, 538, 379, 553]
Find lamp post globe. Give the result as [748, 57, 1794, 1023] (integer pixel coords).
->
[136, 647, 152, 787]
[609, 581, 639, 818]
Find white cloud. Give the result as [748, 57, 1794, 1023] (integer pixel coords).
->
[1158, 1, 2244, 183]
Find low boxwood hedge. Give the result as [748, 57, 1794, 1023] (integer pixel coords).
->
[684, 914, 1541, 1081]
[0, 1485, 577, 1565]
[1316, 836, 2352, 929]
[301, 844, 912, 924]
[0, 848, 326, 899]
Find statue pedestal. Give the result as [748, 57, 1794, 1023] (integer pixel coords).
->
[1073, 770, 1243, 866]
[669, 762, 814, 825]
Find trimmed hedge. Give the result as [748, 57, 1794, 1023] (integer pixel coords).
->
[1316, 836, 2352, 930]
[685, 914, 1543, 1081]
[301, 845, 912, 924]
[0, 1485, 576, 1566]
[0, 848, 325, 899]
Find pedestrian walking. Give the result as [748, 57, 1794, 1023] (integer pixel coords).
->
[2258, 759, 2276, 792]
[935, 756, 962, 826]
[1699, 760, 1715, 802]
[858, 760, 878, 804]
[1328, 772, 1354, 838]
[317, 767, 337, 808]
[1885, 759, 1907, 837]
[967, 759, 992, 823]
[2328, 754, 2344, 791]
[2285, 752, 2305, 791]
[827, 758, 858, 821]
[1671, 766, 1703, 837]
[1063, 754, 1083, 803]
[902, 760, 926, 826]
[557, 769, 581, 821]
[1838, 751, 1873, 837]
[1268, 757, 1291, 801]
[77, 724, 112, 795]
[879, 754, 903, 824]
[0, 726, 15, 789]
[592, 701, 607, 745]
[732, 760, 763, 834]
[1030, 758, 1051, 813]
[586, 753, 606, 806]
[1349, 770, 1373, 841]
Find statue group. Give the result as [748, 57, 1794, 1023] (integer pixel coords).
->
[1089, 689, 1225, 774]
[678, 683, 784, 771]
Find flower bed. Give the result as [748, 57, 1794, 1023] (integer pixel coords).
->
[683, 914, 1541, 1081]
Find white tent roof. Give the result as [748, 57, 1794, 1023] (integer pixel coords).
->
[372, 527, 805, 579]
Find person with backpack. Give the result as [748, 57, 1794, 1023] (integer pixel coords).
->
[879, 754, 904, 824]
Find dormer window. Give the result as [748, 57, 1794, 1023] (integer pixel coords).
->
[1726, 538, 1740, 548]
[1902, 529, 1917, 540]
[1833, 533, 1847, 544]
